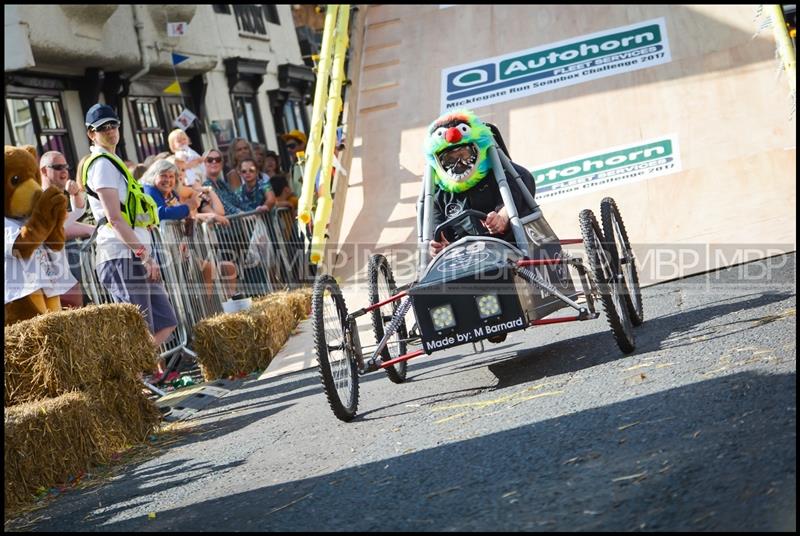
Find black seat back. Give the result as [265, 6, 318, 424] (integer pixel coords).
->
[485, 122, 511, 159]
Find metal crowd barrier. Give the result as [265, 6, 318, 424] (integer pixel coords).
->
[77, 229, 189, 373]
[75, 208, 310, 391]
[273, 207, 310, 286]
[158, 219, 226, 338]
[202, 209, 309, 297]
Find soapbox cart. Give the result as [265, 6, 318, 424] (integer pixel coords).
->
[311, 125, 644, 422]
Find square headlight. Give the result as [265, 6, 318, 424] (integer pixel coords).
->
[476, 294, 502, 319]
[430, 304, 456, 331]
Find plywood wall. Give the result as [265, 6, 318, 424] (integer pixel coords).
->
[330, 5, 796, 286]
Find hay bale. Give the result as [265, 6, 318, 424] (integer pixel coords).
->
[193, 289, 311, 381]
[90, 379, 161, 449]
[4, 392, 104, 515]
[253, 288, 312, 322]
[4, 304, 158, 406]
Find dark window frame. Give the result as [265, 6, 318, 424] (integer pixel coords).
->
[230, 92, 266, 145]
[5, 88, 78, 170]
[127, 96, 169, 164]
[268, 89, 310, 172]
[232, 5, 280, 37]
[264, 5, 280, 25]
[126, 93, 203, 164]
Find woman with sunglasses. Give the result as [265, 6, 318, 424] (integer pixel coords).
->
[202, 149, 245, 215]
[235, 158, 276, 213]
[224, 137, 254, 191]
[81, 103, 178, 378]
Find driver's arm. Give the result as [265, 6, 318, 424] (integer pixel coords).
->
[429, 196, 449, 256]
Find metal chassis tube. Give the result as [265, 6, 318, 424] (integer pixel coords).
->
[513, 256, 598, 321]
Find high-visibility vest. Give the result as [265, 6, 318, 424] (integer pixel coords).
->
[81, 151, 159, 228]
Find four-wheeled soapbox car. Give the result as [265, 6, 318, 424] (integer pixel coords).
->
[311, 125, 644, 421]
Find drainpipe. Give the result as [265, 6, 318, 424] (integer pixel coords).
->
[129, 5, 150, 83]
[118, 4, 149, 160]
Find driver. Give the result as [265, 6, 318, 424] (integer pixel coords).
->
[425, 109, 537, 257]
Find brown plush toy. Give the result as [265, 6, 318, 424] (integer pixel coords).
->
[4, 145, 68, 325]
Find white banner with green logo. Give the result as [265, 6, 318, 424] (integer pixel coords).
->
[531, 135, 682, 202]
[441, 18, 671, 111]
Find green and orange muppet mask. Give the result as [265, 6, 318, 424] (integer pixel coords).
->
[424, 109, 494, 193]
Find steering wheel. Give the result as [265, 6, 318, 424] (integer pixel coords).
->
[433, 209, 489, 243]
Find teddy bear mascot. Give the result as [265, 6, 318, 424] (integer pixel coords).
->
[4, 144, 72, 325]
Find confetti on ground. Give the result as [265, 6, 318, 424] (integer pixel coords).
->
[611, 471, 648, 483]
[426, 486, 461, 499]
[434, 412, 467, 424]
[618, 422, 640, 431]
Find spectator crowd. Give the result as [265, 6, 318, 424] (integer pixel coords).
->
[5, 102, 341, 382]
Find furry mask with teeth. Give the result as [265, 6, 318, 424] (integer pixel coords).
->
[424, 109, 493, 193]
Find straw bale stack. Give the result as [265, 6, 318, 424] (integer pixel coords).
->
[193, 289, 312, 381]
[4, 392, 103, 514]
[4, 304, 163, 517]
[5, 304, 158, 406]
[90, 379, 161, 448]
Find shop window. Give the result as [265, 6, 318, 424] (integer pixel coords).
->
[233, 5, 280, 37]
[268, 63, 314, 169]
[264, 5, 280, 25]
[269, 89, 311, 171]
[282, 97, 307, 134]
[164, 96, 204, 153]
[4, 93, 76, 169]
[127, 95, 201, 163]
[128, 97, 168, 163]
[232, 93, 264, 144]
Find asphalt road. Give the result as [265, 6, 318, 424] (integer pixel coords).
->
[10, 254, 796, 531]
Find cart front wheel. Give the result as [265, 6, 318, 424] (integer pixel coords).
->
[580, 209, 636, 354]
[312, 274, 359, 421]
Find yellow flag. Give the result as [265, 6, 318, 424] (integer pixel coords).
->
[163, 81, 182, 95]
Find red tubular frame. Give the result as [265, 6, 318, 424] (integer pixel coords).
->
[363, 291, 407, 314]
[368, 238, 587, 367]
[379, 349, 425, 369]
[530, 316, 581, 325]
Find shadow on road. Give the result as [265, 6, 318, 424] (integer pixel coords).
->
[34, 370, 795, 532]
[175, 287, 794, 434]
[486, 290, 794, 391]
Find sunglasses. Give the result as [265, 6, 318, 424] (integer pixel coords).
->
[285, 142, 298, 149]
[47, 164, 71, 171]
[240, 168, 258, 174]
[93, 121, 120, 133]
[205, 156, 222, 163]
[438, 144, 476, 170]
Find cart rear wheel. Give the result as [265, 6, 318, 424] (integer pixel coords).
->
[579, 209, 636, 353]
[312, 274, 359, 421]
[601, 197, 644, 326]
[368, 254, 408, 383]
